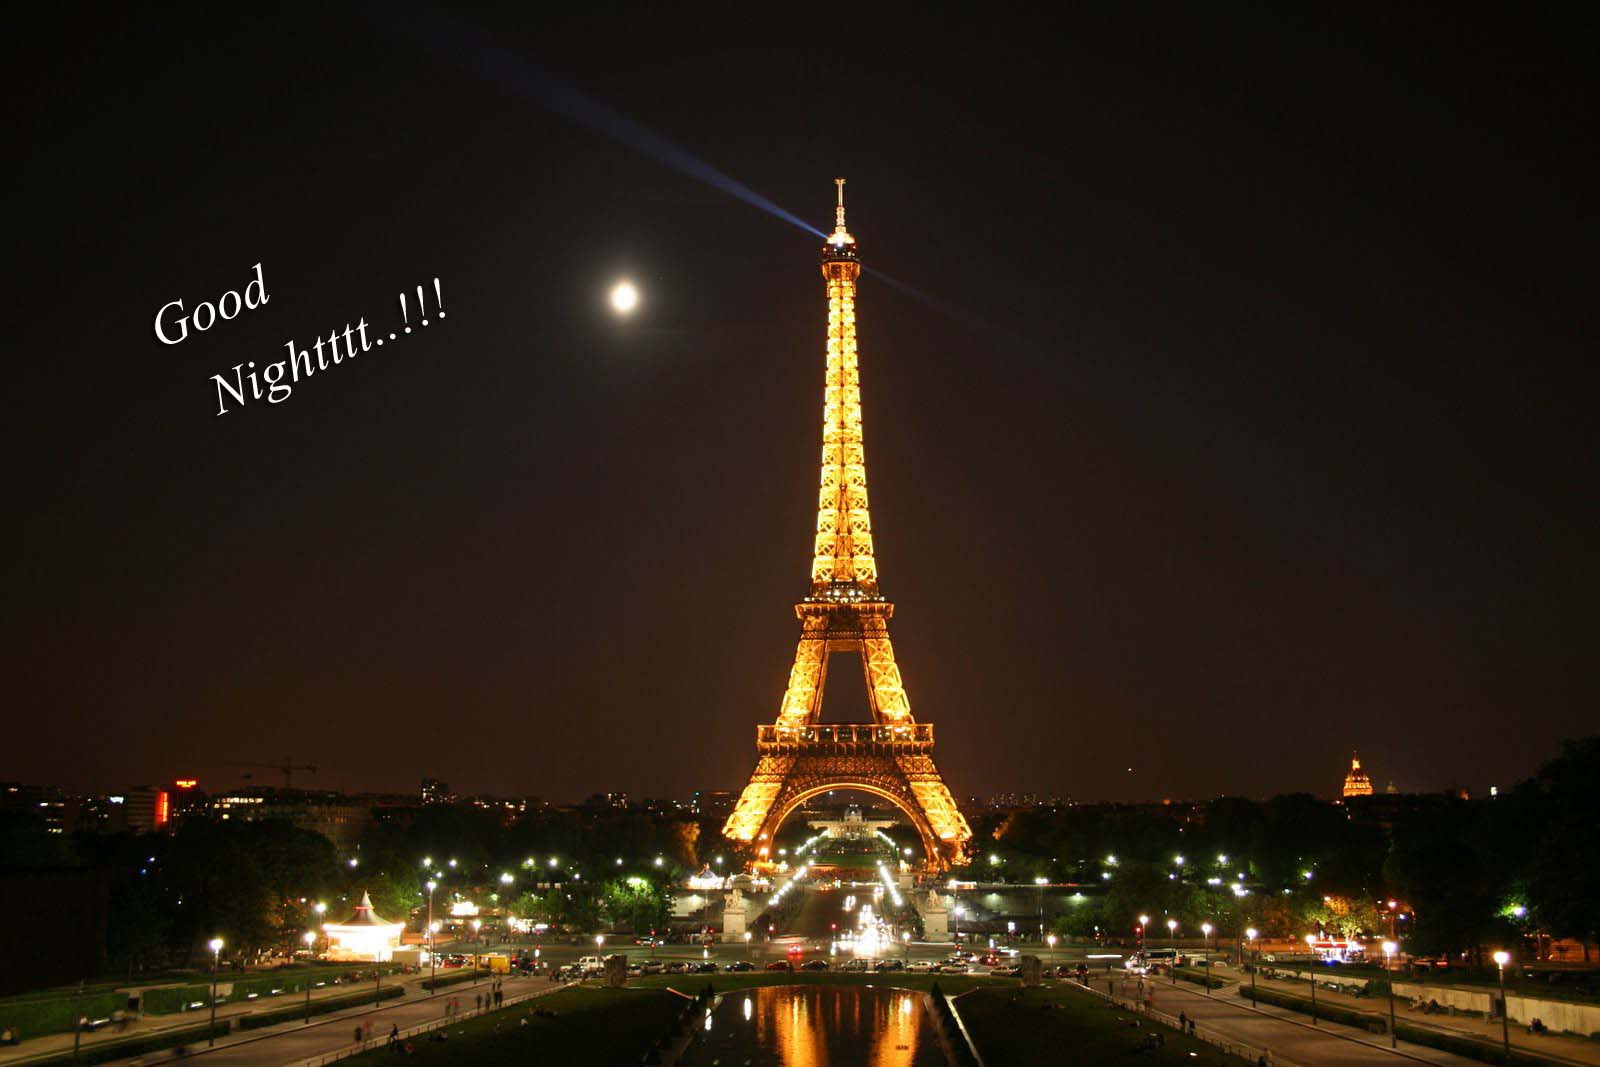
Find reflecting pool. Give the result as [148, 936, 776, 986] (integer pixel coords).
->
[680, 984, 944, 1066]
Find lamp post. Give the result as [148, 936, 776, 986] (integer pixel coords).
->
[1493, 950, 1512, 1065]
[471, 918, 482, 983]
[1138, 914, 1149, 964]
[1305, 933, 1318, 1026]
[1201, 923, 1213, 994]
[302, 931, 316, 1024]
[207, 938, 224, 1046]
[1034, 876, 1048, 943]
[1246, 928, 1258, 1006]
[426, 880, 438, 995]
[1166, 920, 1178, 985]
[1382, 940, 1398, 1047]
[744, 930, 752, 962]
[1046, 933, 1058, 961]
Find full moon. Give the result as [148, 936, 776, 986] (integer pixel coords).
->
[610, 280, 639, 314]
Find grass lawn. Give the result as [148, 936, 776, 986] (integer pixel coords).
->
[958, 985, 1255, 1065]
[340, 987, 683, 1067]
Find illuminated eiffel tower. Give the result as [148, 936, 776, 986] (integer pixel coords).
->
[723, 180, 972, 869]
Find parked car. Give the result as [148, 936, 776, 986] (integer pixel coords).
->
[843, 958, 871, 972]
[803, 960, 831, 971]
[765, 960, 793, 972]
[990, 965, 1021, 977]
[874, 960, 905, 972]
[690, 961, 718, 974]
[663, 961, 688, 974]
[939, 963, 971, 974]
[724, 960, 754, 972]
[907, 960, 935, 973]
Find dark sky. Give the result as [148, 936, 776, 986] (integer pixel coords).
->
[7, 5, 1595, 805]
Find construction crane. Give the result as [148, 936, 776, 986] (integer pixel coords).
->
[223, 757, 318, 789]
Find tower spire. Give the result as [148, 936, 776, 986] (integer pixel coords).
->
[835, 177, 847, 231]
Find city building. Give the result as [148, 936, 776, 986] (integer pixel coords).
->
[1342, 751, 1375, 798]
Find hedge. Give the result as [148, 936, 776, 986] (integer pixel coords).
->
[419, 969, 490, 991]
[142, 967, 405, 1014]
[1242, 984, 1560, 1067]
[237, 985, 404, 1030]
[23, 1021, 229, 1067]
[1174, 968, 1228, 990]
[0, 993, 125, 1041]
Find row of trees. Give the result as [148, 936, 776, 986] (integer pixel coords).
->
[975, 738, 1599, 962]
[1, 802, 707, 973]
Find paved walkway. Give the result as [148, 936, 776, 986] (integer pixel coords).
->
[1088, 974, 1484, 1067]
[74, 975, 563, 1067]
[1239, 971, 1600, 1067]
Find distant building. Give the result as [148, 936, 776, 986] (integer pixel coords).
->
[691, 791, 736, 821]
[208, 787, 370, 849]
[1342, 752, 1375, 798]
[420, 778, 452, 805]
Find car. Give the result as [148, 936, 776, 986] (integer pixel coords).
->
[907, 960, 935, 973]
[765, 960, 793, 972]
[639, 961, 663, 975]
[690, 961, 719, 974]
[724, 960, 754, 972]
[802, 959, 830, 971]
[978, 953, 1003, 967]
[990, 965, 1021, 977]
[874, 960, 905, 972]
[843, 958, 871, 972]
[939, 963, 971, 974]
[663, 961, 687, 974]
[626, 964, 645, 977]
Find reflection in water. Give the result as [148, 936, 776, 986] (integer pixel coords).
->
[681, 984, 943, 1066]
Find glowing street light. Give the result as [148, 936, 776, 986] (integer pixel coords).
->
[302, 931, 318, 1023]
[1305, 933, 1319, 1025]
[1246, 927, 1259, 1005]
[1200, 922, 1214, 995]
[207, 938, 224, 1044]
[1382, 941, 1399, 1046]
[1166, 920, 1178, 984]
[1493, 950, 1512, 1063]
[610, 280, 640, 314]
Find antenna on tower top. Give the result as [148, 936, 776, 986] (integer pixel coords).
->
[835, 177, 847, 230]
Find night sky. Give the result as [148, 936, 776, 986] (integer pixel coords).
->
[8, 6, 1595, 804]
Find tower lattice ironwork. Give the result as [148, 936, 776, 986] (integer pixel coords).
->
[723, 180, 972, 868]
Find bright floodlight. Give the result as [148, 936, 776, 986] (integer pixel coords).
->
[1139, 914, 1150, 926]
[303, 930, 316, 945]
[610, 280, 639, 314]
[209, 937, 224, 953]
[1493, 950, 1510, 967]
[1246, 927, 1258, 941]
[1167, 919, 1177, 932]
[1382, 940, 1397, 956]
[1201, 922, 1213, 936]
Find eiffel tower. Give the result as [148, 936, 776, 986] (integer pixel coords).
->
[723, 180, 972, 869]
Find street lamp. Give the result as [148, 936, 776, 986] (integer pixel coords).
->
[302, 931, 316, 1024]
[207, 938, 224, 1046]
[1493, 950, 1512, 1065]
[743, 930, 752, 962]
[1138, 914, 1149, 960]
[1246, 928, 1259, 1006]
[1382, 940, 1398, 1047]
[1166, 919, 1178, 985]
[1305, 933, 1318, 1025]
[902, 930, 912, 960]
[1034, 876, 1048, 943]
[471, 918, 482, 980]
[1201, 923, 1214, 994]
[426, 880, 439, 995]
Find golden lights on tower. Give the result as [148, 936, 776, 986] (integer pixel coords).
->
[723, 180, 971, 867]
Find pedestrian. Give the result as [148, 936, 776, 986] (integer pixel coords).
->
[388, 1024, 399, 1045]
[1188, 1019, 1197, 1036]
[475, 993, 482, 1011]
[354, 1025, 363, 1044]
[1179, 1012, 1187, 1030]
